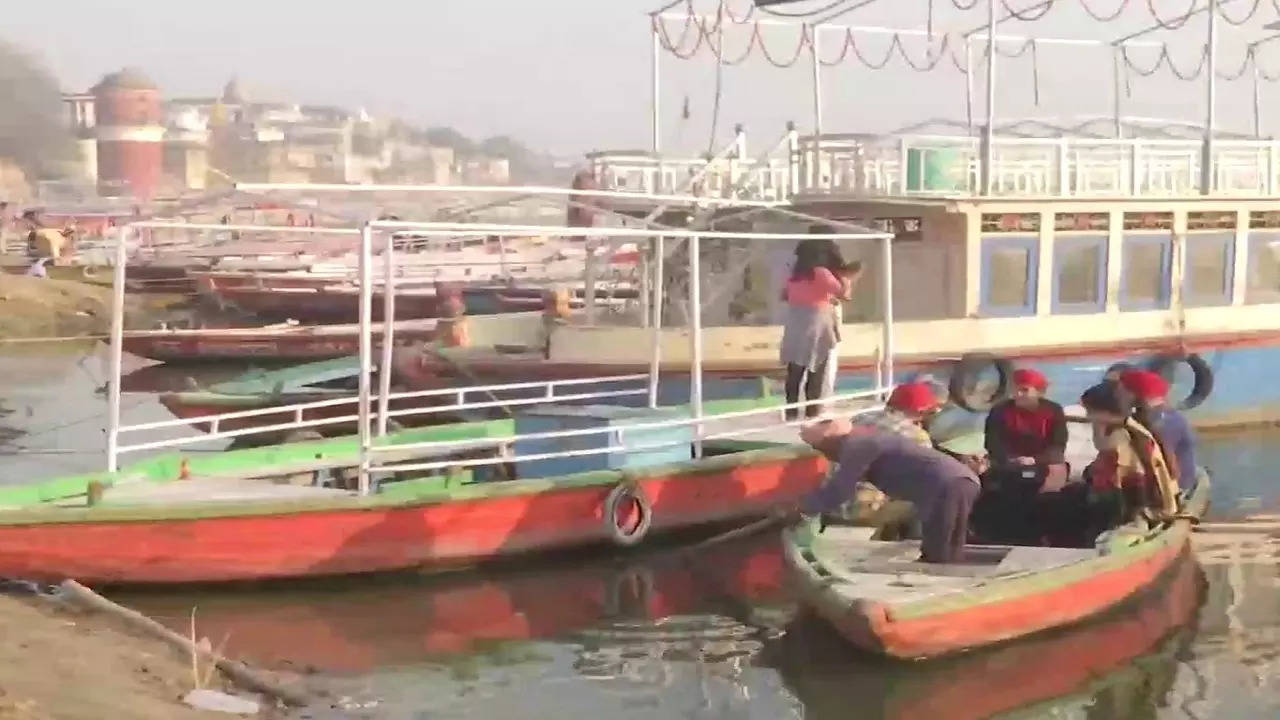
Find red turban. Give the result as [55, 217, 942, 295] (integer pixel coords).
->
[887, 382, 941, 414]
[1119, 369, 1169, 401]
[1012, 368, 1048, 392]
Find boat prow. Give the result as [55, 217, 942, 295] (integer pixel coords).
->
[782, 470, 1211, 660]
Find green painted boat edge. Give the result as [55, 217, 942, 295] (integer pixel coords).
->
[209, 356, 361, 394]
[0, 394, 802, 524]
[783, 469, 1211, 624]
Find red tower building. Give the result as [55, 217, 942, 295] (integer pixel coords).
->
[92, 68, 164, 199]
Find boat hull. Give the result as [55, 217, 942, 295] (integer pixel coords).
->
[0, 446, 825, 585]
[122, 322, 438, 362]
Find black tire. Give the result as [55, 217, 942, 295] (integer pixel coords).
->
[602, 566, 655, 619]
[603, 483, 653, 547]
[948, 353, 1014, 412]
[1148, 353, 1214, 410]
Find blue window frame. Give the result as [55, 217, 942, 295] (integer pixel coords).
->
[1120, 233, 1172, 311]
[1051, 234, 1107, 314]
[1183, 232, 1234, 307]
[980, 235, 1038, 317]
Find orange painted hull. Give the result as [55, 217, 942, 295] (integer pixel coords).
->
[0, 453, 824, 585]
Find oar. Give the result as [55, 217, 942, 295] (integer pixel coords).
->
[669, 511, 792, 558]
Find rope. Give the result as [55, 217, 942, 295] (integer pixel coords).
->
[951, 0, 982, 9]
[722, 0, 755, 23]
[849, 31, 898, 69]
[757, 23, 812, 67]
[1001, 0, 1056, 20]
[1078, 0, 1128, 21]
[1218, 0, 1262, 24]
[897, 33, 951, 72]
[819, 27, 856, 66]
[1217, 46, 1256, 81]
[995, 37, 1035, 58]
[759, 0, 853, 18]
[1145, 0, 1197, 30]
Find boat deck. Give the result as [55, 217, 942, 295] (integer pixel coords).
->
[79, 477, 356, 508]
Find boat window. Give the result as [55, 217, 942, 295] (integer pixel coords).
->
[1120, 234, 1171, 310]
[1184, 232, 1233, 307]
[1246, 230, 1280, 304]
[1052, 234, 1106, 313]
[980, 235, 1037, 316]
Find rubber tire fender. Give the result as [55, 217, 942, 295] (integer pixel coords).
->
[1148, 353, 1214, 411]
[603, 483, 653, 547]
[947, 352, 1015, 412]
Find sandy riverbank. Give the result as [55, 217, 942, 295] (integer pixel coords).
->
[0, 275, 185, 341]
[0, 590, 278, 719]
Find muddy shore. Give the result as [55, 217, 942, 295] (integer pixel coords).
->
[0, 275, 184, 341]
[0, 590, 284, 719]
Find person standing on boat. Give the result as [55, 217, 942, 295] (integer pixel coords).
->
[975, 368, 1069, 545]
[798, 421, 981, 564]
[779, 240, 856, 420]
[1072, 382, 1180, 542]
[1118, 370, 1198, 493]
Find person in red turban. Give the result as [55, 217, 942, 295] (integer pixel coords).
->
[1119, 369, 1197, 492]
[973, 366, 1069, 544]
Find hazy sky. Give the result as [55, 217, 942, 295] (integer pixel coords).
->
[5, 1, 1279, 157]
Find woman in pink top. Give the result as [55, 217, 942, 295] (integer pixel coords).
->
[779, 239, 857, 419]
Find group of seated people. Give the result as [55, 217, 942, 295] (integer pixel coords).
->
[793, 366, 1197, 564]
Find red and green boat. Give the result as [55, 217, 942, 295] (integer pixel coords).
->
[783, 468, 1211, 660]
[0, 395, 825, 585]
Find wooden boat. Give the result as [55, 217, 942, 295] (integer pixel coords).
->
[156, 356, 400, 436]
[769, 547, 1202, 720]
[0, 396, 824, 585]
[122, 318, 439, 363]
[782, 469, 1211, 660]
[209, 283, 445, 322]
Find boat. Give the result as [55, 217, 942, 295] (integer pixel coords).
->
[9, 186, 891, 585]
[0, 395, 826, 584]
[155, 356, 381, 436]
[769, 547, 1203, 720]
[122, 318, 440, 363]
[781, 451, 1212, 659]
[207, 282, 447, 322]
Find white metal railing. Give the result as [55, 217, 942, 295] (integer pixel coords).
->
[588, 130, 1280, 200]
[371, 388, 887, 475]
[113, 373, 651, 456]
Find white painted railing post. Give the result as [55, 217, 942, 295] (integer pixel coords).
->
[787, 123, 800, 196]
[106, 227, 128, 473]
[377, 226, 396, 436]
[1057, 139, 1069, 196]
[688, 233, 703, 458]
[357, 220, 374, 495]
[648, 235, 665, 408]
[1130, 141, 1142, 196]
[880, 234, 895, 398]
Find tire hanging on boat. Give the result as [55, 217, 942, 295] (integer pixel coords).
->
[1148, 352, 1214, 410]
[603, 482, 653, 547]
[947, 352, 1014, 412]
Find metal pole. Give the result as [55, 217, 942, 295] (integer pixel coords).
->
[965, 38, 975, 134]
[648, 236, 665, 408]
[688, 233, 703, 458]
[1112, 47, 1123, 138]
[1254, 60, 1263, 139]
[652, 24, 661, 154]
[1202, 0, 1219, 195]
[105, 227, 128, 472]
[810, 25, 823, 137]
[376, 228, 395, 437]
[357, 221, 374, 495]
[584, 238, 598, 323]
[880, 234, 895, 396]
[982, 0, 997, 195]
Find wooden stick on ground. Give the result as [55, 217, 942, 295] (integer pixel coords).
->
[58, 580, 311, 707]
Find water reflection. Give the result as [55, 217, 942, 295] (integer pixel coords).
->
[116, 529, 1280, 720]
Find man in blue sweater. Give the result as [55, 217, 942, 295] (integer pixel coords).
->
[1120, 370, 1198, 493]
[796, 421, 981, 563]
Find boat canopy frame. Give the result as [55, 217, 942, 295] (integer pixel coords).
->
[107, 184, 896, 494]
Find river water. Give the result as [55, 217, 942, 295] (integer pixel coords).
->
[1, 348, 1278, 719]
